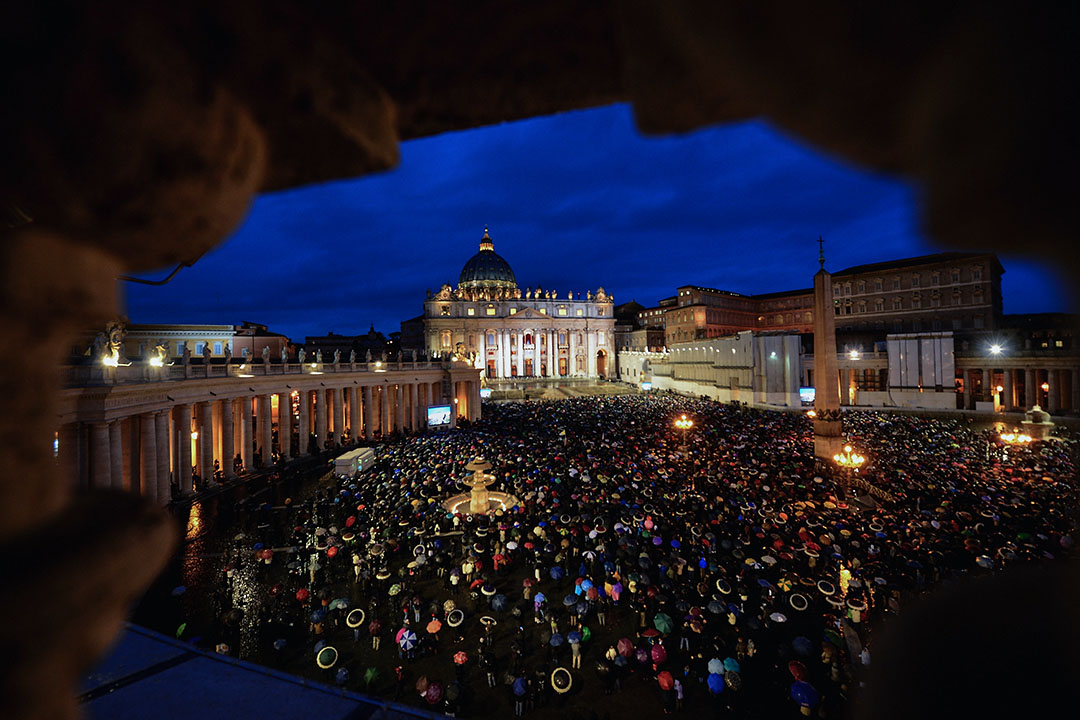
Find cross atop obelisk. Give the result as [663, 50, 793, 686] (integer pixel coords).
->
[818, 235, 825, 270]
[812, 237, 843, 460]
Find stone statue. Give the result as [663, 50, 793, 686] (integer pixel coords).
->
[349, 349, 356, 364]
[332, 348, 340, 365]
[365, 349, 372, 362]
[525, 288, 532, 299]
[105, 318, 127, 360]
[298, 347, 306, 364]
[261, 345, 270, 364]
[154, 341, 168, 363]
[315, 349, 323, 364]
[426, 288, 432, 299]
[223, 344, 232, 364]
[202, 343, 212, 363]
[181, 342, 191, 365]
[281, 346, 288, 363]
[586, 290, 592, 301]
[595, 287, 608, 302]
[91, 332, 107, 360]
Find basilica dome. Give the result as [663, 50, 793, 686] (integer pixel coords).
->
[458, 227, 517, 290]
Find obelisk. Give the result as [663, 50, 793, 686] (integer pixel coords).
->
[813, 238, 844, 459]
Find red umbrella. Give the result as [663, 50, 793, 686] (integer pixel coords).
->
[651, 644, 668, 664]
[454, 651, 468, 665]
[345, 516, 356, 527]
[646, 586, 659, 599]
[522, 578, 535, 587]
[617, 638, 634, 657]
[642, 628, 661, 638]
[586, 587, 599, 600]
[470, 579, 484, 589]
[425, 682, 444, 704]
[426, 619, 443, 635]
[327, 546, 339, 558]
[657, 670, 674, 690]
[296, 588, 310, 602]
[789, 660, 808, 681]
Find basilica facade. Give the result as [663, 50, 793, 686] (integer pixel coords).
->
[420, 228, 616, 380]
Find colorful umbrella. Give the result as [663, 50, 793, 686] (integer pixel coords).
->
[399, 629, 418, 650]
[657, 670, 674, 690]
[453, 651, 468, 665]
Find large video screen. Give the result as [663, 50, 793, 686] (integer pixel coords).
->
[799, 387, 816, 404]
[479, 388, 492, 398]
[427, 405, 452, 427]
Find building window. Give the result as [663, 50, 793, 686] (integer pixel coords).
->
[486, 305, 496, 316]
[844, 283, 851, 296]
[857, 280, 865, 294]
[509, 308, 517, 315]
[576, 308, 584, 316]
[598, 308, 604, 316]
[952, 318, 962, 330]
[441, 305, 450, 316]
[874, 279, 883, 292]
[973, 266, 982, 281]
[598, 331, 605, 344]
[833, 286, 840, 298]
[559, 333, 566, 345]
[858, 301, 866, 314]
[468, 334, 476, 348]
[467, 307, 475, 316]
[930, 294, 941, 308]
[874, 299, 884, 312]
[912, 295, 921, 309]
[213, 341, 222, 355]
[487, 333, 495, 345]
[539, 308, 546, 314]
[558, 306, 567, 316]
[951, 269, 960, 282]
[891, 277, 899, 290]
[440, 331, 452, 348]
[1056, 339, 1064, 347]
[195, 342, 205, 355]
[524, 333, 533, 346]
[931, 273, 939, 286]
[892, 297, 902, 311]
[912, 274, 920, 288]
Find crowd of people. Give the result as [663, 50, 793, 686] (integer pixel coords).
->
[171, 394, 1076, 719]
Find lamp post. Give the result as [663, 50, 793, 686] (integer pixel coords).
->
[832, 444, 866, 502]
[674, 414, 694, 453]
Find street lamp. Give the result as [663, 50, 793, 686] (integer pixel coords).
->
[832, 444, 866, 501]
[674, 414, 694, 453]
[989, 344, 1002, 356]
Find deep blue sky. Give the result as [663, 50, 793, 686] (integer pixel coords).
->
[125, 103, 1072, 341]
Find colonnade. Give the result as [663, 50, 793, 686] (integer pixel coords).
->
[959, 365, 1079, 413]
[479, 327, 607, 379]
[59, 369, 483, 504]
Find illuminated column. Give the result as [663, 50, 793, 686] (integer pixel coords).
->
[278, 391, 292, 460]
[362, 385, 373, 440]
[258, 394, 272, 464]
[1024, 369, 1036, 408]
[109, 419, 124, 490]
[586, 330, 596, 377]
[314, 388, 327, 451]
[1072, 368, 1080, 412]
[493, 330, 502, 377]
[298, 391, 310, 455]
[981, 368, 991, 402]
[384, 386, 393, 436]
[240, 396, 254, 468]
[176, 404, 192, 493]
[409, 383, 419, 430]
[515, 332, 523, 376]
[963, 370, 973, 409]
[334, 387, 345, 445]
[1047, 369, 1059, 413]
[568, 329, 576, 377]
[478, 331, 487, 377]
[90, 421, 111, 490]
[1002, 368, 1014, 411]
[348, 387, 359, 443]
[198, 402, 214, 486]
[472, 380, 482, 421]
[219, 399, 234, 479]
[395, 385, 405, 432]
[533, 331, 541, 376]
[503, 330, 511, 378]
[141, 413, 159, 501]
[549, 330, 556, 375]
[155, 410, 170, 502]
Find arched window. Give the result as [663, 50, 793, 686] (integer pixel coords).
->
[440, 330, 452, 348]
[524, 333, 533, 346]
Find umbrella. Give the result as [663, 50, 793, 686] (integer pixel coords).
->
[653, 613, 674, 634]
[171, 585, 186, 597]
[491, 594, 508, 612]
[364, 667, 379, 686]
[568, 631, 582, 645]
[657, 670, 674, 690]
[707, 601, 725, 615]
[793, 636, 813, 657]
[415, 675, 429, 694]
[296, 588, 310, 602]
[522, 578, 535, 588]
[724, 670, 742, 691]
[454, 651, 468, 665]
[316, 646, 338, 669]
[551, 667, 573, 694]
[769, 612, 788, 623]
[613, 655, 628, 668]
[707, 673, 726, 695]
[634, 648, 650, 664]
[723, 657, 740, 673]
[708, 658, 724, 675]
[329, 597, 350, 610]
[389, 584, 401, 596]
[513, 677, 528, 697]
[346, 608, 366, 628]
[651, 644, 667, 664]
[425, 682, 444, 704]
[642, 628, 661, 638]
[550, 566, 565, 580]
[563, 594, 578, 607]
[310, 609, 328, 623]
[273, 638, 286, 650]
[617, 638, 634, 657]
[426, 619, 443, 634]
[789, 660, 809, 680]
[399, 629, 418, 650]
[447, 609, 464, 627]
[550, 633, 565, 647]
[791, 680, 820, 709]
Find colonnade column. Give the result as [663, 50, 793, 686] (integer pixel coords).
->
[381, 384, 391, 435]
[219, 399, 234, 479]
[1073, 369, 1080, 413]
[515, 332, 523, 376]
[334, 387, 346, 445]
[569, 329, 576, 377]
[278, 391, 292, 461]
[314, 388, 327, 452]
[981, 368, 991, 402]
[155, 410, 170, 501]
[1003, 369, 1014, 411]
[362, 386, 373, 440]
[298, 391, 310, 455]
[587, 329, 596, 377]
[493, 330, 502, 378]
[1024, 370, 1036, 409]
[240, 397, 253, 470]
[199, 402, 214, 487]
[395, 385, 405, 432]
[176, 404, 192, 493]
[90, 421, 111, 490]
[549, 330, 556, 376]
[258, 394, 273, 465]
[109, 419, 124, 490]
[1047, 369, 1059, 413]
[502, 331, 511, 378]
[407, 383, 417, 430]
[349, 387, 360, 444]
[141, 413, 159, 501]
[479, 331, 487, 379]
[963, 370, 972, 409]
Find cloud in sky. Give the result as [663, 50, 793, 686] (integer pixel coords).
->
[125, 103, 1071, 340]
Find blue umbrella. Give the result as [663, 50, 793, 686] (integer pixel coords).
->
[330, 597, 350, 610]
[707, 601, 725, 615]
[550, 566, 565, 580]
[707, 673, 725, 694]
[171, 585, 186, 597]
[670, 539, 681, 548]
[791, 680, 820, 708]
[310, 609, 328, 623]
[399, 629, 418, 650]
[563, 594, 578, 607]
[723, 657, 740, 673]
[567, 631, 582, 645]
[576, 600, 589, 616]
[792, 636, 813, 657]
[581, 579, 594, 591]
[273, 638, 287, 650]
[534, 592, 547, 605]
[550, 633, 564, 647]
[757, 579, 775, 590]
[613, 655, 628, 667]
[708, 658, 724, 675]
[491, 594, 508, 612]
[335, 667, 349, 685]
[513, 677, 528, 697]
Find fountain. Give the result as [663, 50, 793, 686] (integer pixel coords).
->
[443, 457, 519, 516]
[1021, 404, 1055, 440]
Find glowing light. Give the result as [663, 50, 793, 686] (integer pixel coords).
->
[1041, 382, 1050, 392]
[833, 445, 866, 469]
[149, 356, 164, 367]
[849, 350, 860, 360]
[999, 432, 1032, 444]
[102, 354, 119, 367]
[989, 344, 1002, 355]
[190, 431, 198, 440]
[995, 385, 1003, 393]
[807, 410, 817, 418]
[674, 415, 694, 431]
